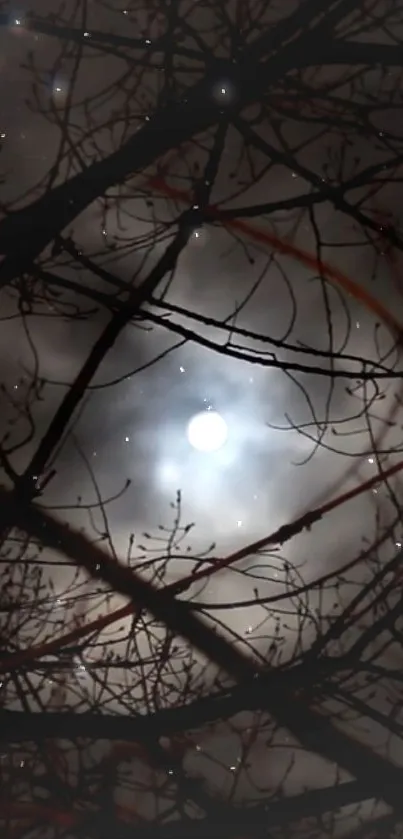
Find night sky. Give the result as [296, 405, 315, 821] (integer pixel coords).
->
[1, 0, 403, 828]
[0, 0, 402, 642]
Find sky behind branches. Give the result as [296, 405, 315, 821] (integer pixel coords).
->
[1, 0, 403, 628]
[1, 2, 403, 831]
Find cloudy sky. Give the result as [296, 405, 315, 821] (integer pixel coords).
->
[1, 0, 403, 635]
[2, 3, 403, 833]
[0, 1, 402, 777]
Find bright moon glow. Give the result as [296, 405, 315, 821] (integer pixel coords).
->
[187, 411, 228, 452]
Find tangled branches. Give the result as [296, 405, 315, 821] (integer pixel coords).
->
[1, 0, 403, 837]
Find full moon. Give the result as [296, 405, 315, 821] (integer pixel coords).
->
[187, 411, 228, 452]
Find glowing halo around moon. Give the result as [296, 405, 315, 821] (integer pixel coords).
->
[187, 411, 228, 453]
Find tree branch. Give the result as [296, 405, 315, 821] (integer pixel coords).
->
[2, 488, 403, 814]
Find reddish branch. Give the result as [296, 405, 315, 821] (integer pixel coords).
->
[0, 0, 398, 288]
[2, 483, 403, 817]
[2, 455, 403, 674]
[146, 169, 403, 342]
